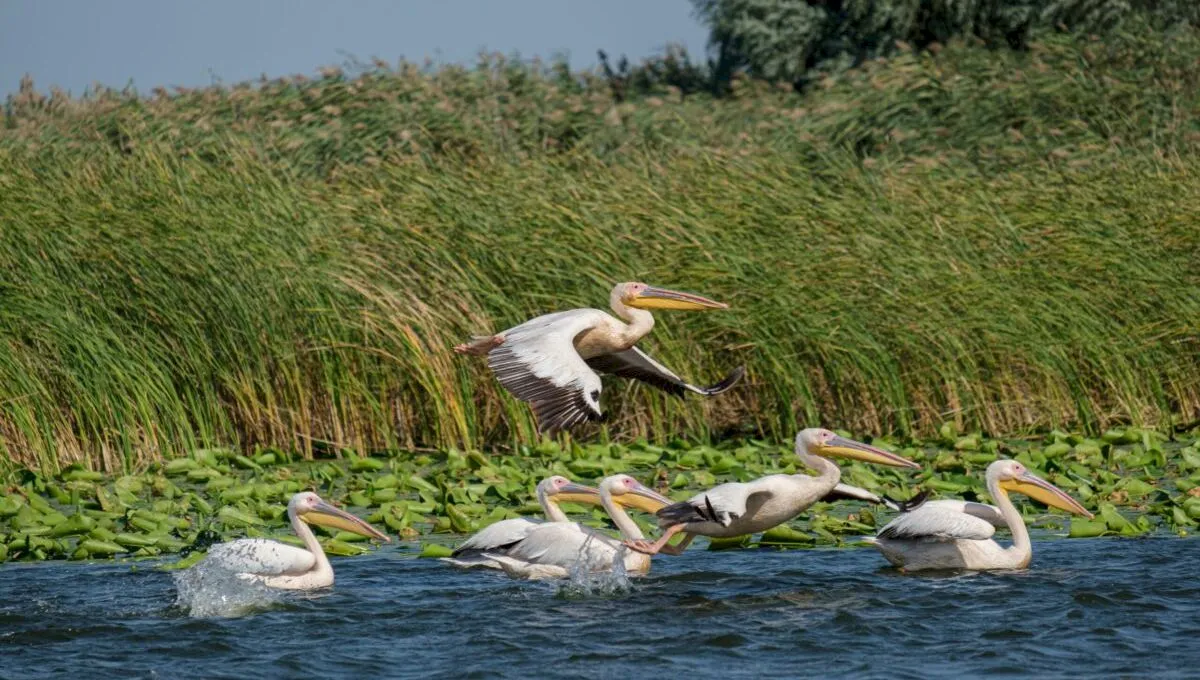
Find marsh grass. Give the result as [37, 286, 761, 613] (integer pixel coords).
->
[1, 24, 1199, 470]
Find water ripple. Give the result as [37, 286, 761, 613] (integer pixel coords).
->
[1, 537, 1198, 678]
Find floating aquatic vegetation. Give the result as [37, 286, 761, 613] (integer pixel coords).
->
[1, 427, 1197, 566]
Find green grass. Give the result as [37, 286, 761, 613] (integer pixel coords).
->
[1, 24, 1199, 470]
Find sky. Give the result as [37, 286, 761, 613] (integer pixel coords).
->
[0, 1, 710, 97]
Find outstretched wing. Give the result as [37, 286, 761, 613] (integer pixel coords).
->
[487, 310, 607, 433]
[451, 518, 541, 557]
[585, 347, 745, 398]
[822, 484, 930, 512]
[876, 500, 1003, 541]
[656, 481, 757, 528]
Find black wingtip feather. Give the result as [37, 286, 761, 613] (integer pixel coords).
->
[699, 365, 746, 396]
[656, 499, 707, 527]
[882, 489, 931, 513]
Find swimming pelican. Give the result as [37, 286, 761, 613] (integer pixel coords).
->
[442, 475, 602, 569]
[485, 474, 673, 580]
[866, 459, 1093, 571]
[626, 428, 920, 555]
[454, 282, 745, 433]
[201, 492, 390, 590]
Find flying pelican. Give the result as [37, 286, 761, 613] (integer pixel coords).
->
[454, 282, 745, 433]
[865, 458, 1093, 571]
[442, 475, 603, 569]
[485, 474, 673, 580]
[200, 491, 390, 590]
[626, 428, 920, 555]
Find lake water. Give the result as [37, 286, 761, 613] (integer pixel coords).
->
[2, 535, 1198, 679]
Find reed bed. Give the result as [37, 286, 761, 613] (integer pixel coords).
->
[1, 24, 1198, 471]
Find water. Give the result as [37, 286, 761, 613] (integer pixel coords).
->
[2, 536, 1199, 679]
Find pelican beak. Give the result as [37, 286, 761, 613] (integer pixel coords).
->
[303, 500, 392, 542]
[818, 436, 921, 469]
[1002, 472, 1094, 518]
[553, 483, 602, 506]
[616, 480, 675, 514]
[626, 286, 729, 311]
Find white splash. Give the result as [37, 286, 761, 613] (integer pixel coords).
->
[171, 556, 285, 618]
[555, 537, 633, 598]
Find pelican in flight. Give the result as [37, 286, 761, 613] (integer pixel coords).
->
[866, 459, 1093, 571]
[485, 474, 673, 580]
[455, 282, 745, 433]
[200, 492, 390, 590]
[443, 475, 603, 569]
[627, 428, 920, 555]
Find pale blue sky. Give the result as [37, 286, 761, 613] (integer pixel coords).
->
[0, 1, 709, 96]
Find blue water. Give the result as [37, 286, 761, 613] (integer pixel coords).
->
[2, 536, 1198, 679]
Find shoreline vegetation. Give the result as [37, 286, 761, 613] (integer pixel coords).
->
[1, 428, 1198, 564]
[2, 21, 1200, 471]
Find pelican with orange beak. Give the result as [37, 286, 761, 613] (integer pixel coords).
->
[199, 491, 390, 590]
[866, 459, 1093, 571]
[627, 428, 921, 555]
[455, 282, 744, 434]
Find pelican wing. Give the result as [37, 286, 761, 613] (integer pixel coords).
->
[823, 484, 931, 512]
[585, 347, 745, 397]
[451, 518, 541, 557]
[488, 309, 606, 433]
[657, 481, 756, 528]
[205, 538, 316, 576]
[501, 522, 621, 572]
[876, 500, 1003, 541]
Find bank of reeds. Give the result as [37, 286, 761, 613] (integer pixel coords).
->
[1, 22, 1198, 470]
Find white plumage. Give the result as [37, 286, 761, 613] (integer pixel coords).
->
[198, 491, 389, 590]
[484, 474, 673, 580]
[627, 428, 921, 556]
[455, 282, 743, 434]
[867, 459, 1092, 571]
[875, 500, 1006, 541]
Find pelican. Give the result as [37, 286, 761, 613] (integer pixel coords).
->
[200, 492, 390, 590]
[866, 459, 1093, 571]
[454, 282, 745, 433]
[442, 475, 603, 569]
[484, 474, 673, 580]
[626, 428, 920, 555]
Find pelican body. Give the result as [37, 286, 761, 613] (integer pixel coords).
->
[455, 282, 744, 433]
[201, 492, 390, 590]
[484, 475, 673, 580]
[867, 459, 1093, 571]
[443, 475, 603, 570]
[627, 428, 920, 555]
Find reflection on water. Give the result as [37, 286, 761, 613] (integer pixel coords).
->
[2, 536, 1199, 678]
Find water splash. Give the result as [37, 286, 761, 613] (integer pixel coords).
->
[555, 537, 633, 598]
[171, 557, 285, 618]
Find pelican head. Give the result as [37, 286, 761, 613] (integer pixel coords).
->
[991, 460, 1094, 518]
[289, 492, 391, 542]
[616, 282, 728, 311]
[798, 428, 920, 469]
[599, 474, 674, 513]
[536, 475, 601, 505]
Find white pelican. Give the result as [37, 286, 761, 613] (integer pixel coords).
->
[454, 282, 744, 433]
[201, 492, 390, 590]
[484, 474, 673, 580]
[626, 428, 920, 555]
[866, 459, 1093, 571]
[442, 475, 603, 569]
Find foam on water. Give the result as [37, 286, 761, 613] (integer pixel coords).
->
[171, 557, 285, 618]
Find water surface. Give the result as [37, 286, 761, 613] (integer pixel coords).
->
[2, 536, 1197, 679]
